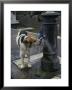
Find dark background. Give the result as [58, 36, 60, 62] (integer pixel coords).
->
[0, 0, 70, 89]
[11, 11, 61, 35]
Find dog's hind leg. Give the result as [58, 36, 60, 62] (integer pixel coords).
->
[20, 50, 25, 69]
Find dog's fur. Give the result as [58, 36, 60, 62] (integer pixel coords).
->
[16, 30, 40, 68]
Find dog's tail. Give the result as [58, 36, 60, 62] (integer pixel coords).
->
[16, 32, 20, 46]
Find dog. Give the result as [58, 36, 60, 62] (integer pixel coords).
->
[16, 30, 41, 69]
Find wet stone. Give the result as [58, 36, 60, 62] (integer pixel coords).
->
[12, 58, 60, 79]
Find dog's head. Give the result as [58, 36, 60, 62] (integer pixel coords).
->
[23, 32, 37, 44]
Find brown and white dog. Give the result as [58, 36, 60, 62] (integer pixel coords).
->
[16, 30, 40, 69]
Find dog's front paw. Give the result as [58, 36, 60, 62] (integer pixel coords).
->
[28, 63, 32, 68]
[20, 64, 25, 69]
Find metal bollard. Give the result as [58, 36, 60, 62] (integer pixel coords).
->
[40, 11, 61, 72]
